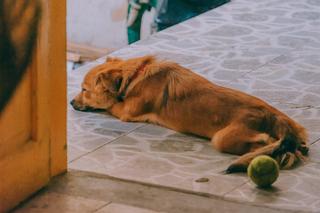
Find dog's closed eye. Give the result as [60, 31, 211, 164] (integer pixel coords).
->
[115, 77, 122, 91]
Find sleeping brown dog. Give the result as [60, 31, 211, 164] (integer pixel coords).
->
[71, 55, 309, 173]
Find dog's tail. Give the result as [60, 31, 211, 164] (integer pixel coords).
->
[270, 115, 308, 169]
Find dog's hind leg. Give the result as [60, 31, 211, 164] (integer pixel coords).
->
[212, 123, 277, 173]
[212, 124, 275, 154]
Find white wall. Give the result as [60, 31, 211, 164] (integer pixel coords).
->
[67, 0, 154, 50]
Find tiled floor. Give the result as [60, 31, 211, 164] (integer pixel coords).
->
[13, 171, 295, 213]
[14, 0, 320, 212]
[65, 0, 320, 212]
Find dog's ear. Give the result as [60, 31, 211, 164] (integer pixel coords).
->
[95, 70, 123, 94]
[117, 55, 156, 95]
[125, 55, 155, 70]
[113, 75, 123, 92]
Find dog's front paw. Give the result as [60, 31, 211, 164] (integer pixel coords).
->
[119, 115, 130, 122]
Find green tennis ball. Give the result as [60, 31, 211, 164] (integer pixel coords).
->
[247, 155, 279, 188]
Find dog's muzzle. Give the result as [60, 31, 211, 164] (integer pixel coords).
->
[70, 99, 103, 112]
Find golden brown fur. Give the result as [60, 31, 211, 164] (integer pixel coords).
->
[71, 55, 309, 173]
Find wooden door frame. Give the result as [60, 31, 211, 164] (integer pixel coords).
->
[0, 0, 66, 211]
[37, 0, 67, 177]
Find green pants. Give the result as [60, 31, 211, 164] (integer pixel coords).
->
[127, 0, 157, 44]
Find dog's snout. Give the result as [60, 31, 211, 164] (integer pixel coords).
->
[70, 99, 81, 111]
[70, 99, 103, 112]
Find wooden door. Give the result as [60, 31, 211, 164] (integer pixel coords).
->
[0, 0, 66, 211]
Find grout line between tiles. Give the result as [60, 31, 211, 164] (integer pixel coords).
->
[92, 201, 112, 213]
[311, 137, 320, 145]
[239, 54, 285, 77]
[68, 124, 148, 164]
[227, 46, 302, 84]
[222, 179, 250, 198]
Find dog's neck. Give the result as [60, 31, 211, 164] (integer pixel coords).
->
[117, 63, 148, 101]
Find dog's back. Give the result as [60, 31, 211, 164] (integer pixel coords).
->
[142, 60, 309, 171]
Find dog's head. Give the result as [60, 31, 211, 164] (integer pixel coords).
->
[70, 57, 124, 112]
[70, 55, 155, 112]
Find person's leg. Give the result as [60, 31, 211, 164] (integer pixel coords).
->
[127, 1, 150, 44]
